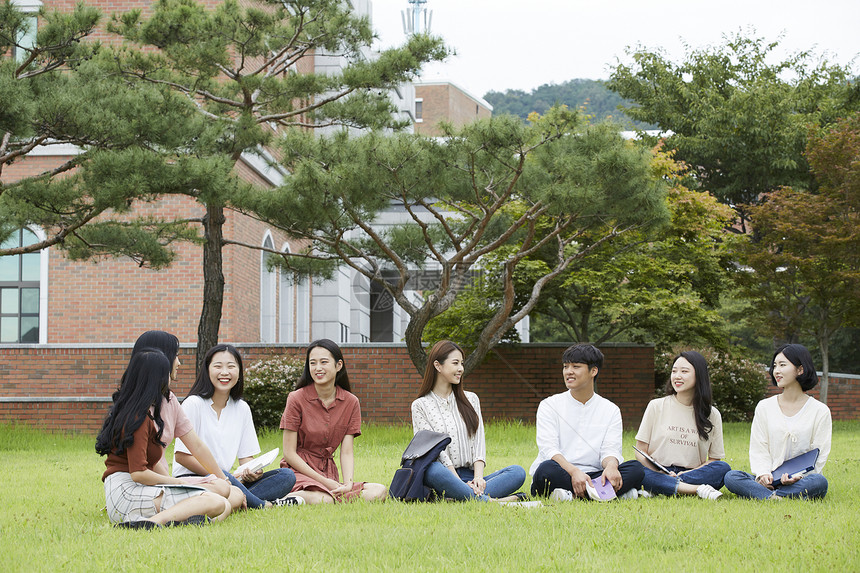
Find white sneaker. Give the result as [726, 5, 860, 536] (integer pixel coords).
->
[273, 495, 305, 506]
[549, 488, 574, 502]
[617, 488, 639, 500]
[638, 489, 652, 498]
[696, 484, 723, 500]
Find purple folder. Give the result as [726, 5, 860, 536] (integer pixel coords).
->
[590, 477, 617, 500]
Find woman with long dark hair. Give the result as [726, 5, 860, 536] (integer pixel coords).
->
[125, 331, 233, 490]
[173, 344, 301, 508]
[279, 339, 387, 504]
[411, 340, 526, 501]
[725, 344, 831, 500]
[96, 349, 233, 528]
[634, 351, 731, 499]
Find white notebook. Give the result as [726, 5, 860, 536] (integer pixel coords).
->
[234, 448, 280, 475]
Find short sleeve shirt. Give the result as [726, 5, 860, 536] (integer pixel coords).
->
[279, 385, 361, 481]
[635, 395, 725, 469]
[102, 417, 163, 481]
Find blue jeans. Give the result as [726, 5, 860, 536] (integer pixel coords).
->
[424, 462, 526, 501]
[226, 468, 296, 509]
[724, 470, 828, 500]
[641, 461, 731, 496]
[530, 459, 645, 497]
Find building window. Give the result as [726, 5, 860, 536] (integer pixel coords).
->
[340, 323, 349, 343]
[260, 234, 277, 342]
[415, 98, 423, 122]
[0, 228, 41, 343]
[278, 244, 294, 343]
[11, 0, 40, 62]
[296, 277, 310, 342]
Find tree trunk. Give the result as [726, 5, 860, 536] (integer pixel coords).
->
[404, 312, 430, 375]
[196, 203, 226, 374]
[818, 337, 829, 405]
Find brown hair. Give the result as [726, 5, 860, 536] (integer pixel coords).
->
[416, 340, 479, 437]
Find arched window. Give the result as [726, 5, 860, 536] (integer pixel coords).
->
[278, 243, 294, 343]
[296, 277, 310, 343]
[260, 233, 277, 342]
[0, 228, 43, 343]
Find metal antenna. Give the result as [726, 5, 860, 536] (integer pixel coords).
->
[402, 0, 432, 35]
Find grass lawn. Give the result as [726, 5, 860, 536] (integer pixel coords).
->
[0, 421, 857, 572]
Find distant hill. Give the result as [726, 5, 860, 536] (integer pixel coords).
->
[484, 79, 655, 129]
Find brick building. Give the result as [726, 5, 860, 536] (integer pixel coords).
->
[413, 81, 493, 137]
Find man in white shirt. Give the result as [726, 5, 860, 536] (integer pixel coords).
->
[529, 344, 644, 500]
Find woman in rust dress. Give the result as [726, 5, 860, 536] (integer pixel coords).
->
[279, 339, 387, 504]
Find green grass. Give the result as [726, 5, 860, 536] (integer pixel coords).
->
[1, 421, 858, 572]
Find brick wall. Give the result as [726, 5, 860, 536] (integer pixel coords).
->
[765, 373, 859, 421]
[1, 343, 655, 432]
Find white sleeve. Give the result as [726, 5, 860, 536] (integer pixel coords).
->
[236, 400, 261, 460]
[599, 404, 624, 465]
[535, 399, 563, 462]
[811, 403, 832, 473]
[470, 393, 486, 464]
[749, 401, 772, 477]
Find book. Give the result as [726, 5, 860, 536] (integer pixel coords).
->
[234, 448, 280, 476]
[633, 445, 672, 474]
[772, 448, 820, 486]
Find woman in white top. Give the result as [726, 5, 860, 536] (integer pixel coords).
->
[725, 344, 831, 500]
[635, 351, 730, 500]
[411, 340, 525, 501]
[173, 344, 301, 508]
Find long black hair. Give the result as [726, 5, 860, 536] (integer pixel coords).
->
[417, 340, 479, 437]
[96, 349, 171, 456]
[664, 350, 714, 440]
[296, 339, 351, 392]
[121, 330, 180, 399]
[186, 344, 245, 401]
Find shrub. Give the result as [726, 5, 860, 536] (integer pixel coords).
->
[655, 347, 769, 422]
[244, 354, 303, 430]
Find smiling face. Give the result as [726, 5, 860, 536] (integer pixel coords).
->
[433, 349, 464, 390]
[208, 350, 240, 395]
[563, 362, 597, 395]
[670, 356, 696, 396]
[307, 346, 342, 387]
[772, 352, 802, 389]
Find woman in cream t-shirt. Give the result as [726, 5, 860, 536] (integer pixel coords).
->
[634, 351, 731, 500]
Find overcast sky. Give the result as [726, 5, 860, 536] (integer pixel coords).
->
[370, 0, 860, 98]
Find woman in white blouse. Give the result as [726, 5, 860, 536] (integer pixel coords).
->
[411, 340, 526, 501]
[724, 344, 831, 500]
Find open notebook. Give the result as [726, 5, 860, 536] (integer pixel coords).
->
[234, 448, 280, 475]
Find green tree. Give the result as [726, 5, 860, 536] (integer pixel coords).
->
[520, 149, 735, 351]
[484, 78, 653, 129]
[734, 113, 860, 403]
[608, 32, 857, 229]
[103, 0, 447, 370]
[241, 108, 670, 374]
[1, 2, 209, 262]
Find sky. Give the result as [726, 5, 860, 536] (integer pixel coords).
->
[370, 0, 860, 99]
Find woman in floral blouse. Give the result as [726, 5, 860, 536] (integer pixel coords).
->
[411, 340, 526, 501]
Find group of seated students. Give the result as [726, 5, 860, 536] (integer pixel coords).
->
[96, 332, 831, 528]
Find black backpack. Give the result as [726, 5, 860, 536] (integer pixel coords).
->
[388, 430, 452, 501]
